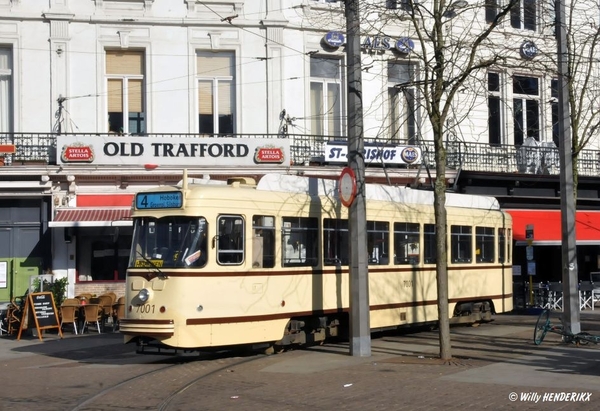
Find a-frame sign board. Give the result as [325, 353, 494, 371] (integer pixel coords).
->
[17, 292, 63, 341]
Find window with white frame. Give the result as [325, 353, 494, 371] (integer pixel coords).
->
[511, 0, 536, 31]
[388, 62, 417, 144]
[386, 0, 417, 11]
[106, 50, 145, 135]
[488, 72, 503, 145]
[513, 75, 540, 145]
[0, 47, 12, 134]
[310, 56, 343, 137]
[197, 51, 235, 135]
[551, 79, 559, 146]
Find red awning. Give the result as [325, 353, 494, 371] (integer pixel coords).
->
[507, 209, 600, 245]
[49, 208, 132, 227]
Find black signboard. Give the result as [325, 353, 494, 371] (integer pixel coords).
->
[17, 292, 63, 341]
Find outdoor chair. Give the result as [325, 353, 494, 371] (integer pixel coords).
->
[547, 282, 563, 311]
[76, 293, 93, 301]
[60, 304, 78, 335]
[82, 304, 103, 333]
[97, 295, 114, 330]
[579, 281, 595, 310]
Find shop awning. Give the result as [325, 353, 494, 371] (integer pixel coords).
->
[49, 208, 132, 227]
[508, 209, 600, 245]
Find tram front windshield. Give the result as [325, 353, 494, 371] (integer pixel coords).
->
[129, 216, 208, 268]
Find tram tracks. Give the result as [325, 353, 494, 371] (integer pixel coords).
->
[69, 352, 268, 411]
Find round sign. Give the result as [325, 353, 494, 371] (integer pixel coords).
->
[339, 167, 357, 207]
[520, 40, 538, 59]
[395, 37, 415, 54]
[324, 31, 346, 48]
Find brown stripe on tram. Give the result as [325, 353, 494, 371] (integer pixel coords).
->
[185, 292, 513, 326]
[128, 265, 511, 279]
[120, 319, 174, 325]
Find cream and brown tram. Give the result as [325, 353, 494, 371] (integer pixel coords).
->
[120, 173, 513, 352]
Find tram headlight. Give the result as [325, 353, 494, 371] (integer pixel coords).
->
[138, 288, 151, 303]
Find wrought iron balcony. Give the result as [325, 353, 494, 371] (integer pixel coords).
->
[0, 132, 598, 177]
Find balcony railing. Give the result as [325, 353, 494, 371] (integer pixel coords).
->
[0, 132, 599, 177]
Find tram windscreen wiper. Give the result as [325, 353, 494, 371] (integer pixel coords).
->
[136, 250, 168, 279]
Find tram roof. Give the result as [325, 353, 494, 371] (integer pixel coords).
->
[255, 174, 500, 211]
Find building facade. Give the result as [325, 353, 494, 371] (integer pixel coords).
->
[1, 0, 600, 304]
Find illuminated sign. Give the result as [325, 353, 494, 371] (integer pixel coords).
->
[395, 38, 415, 54]
[57, 136, 290, 167]
[520, 41, 538, 59]
[255, 147, 285, 163]
[324, 141, 422, 166]
[324, 31, 345, 48]
[61, 143, 95, 162]
[135, 192, 183, 209]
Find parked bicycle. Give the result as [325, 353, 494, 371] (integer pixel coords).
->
[533, 309, 600, 346]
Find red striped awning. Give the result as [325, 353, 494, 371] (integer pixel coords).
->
[49, 208, 132, 227]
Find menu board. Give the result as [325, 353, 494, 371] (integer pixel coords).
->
[17, 292, 63, 341]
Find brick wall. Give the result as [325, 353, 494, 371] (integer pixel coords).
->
[74, 282, 126, 298]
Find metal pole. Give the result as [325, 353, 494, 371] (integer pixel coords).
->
[345, 0, 370, 357]
[556, 0, 580, 333]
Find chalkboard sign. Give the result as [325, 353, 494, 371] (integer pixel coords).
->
[17, 292, 63, 341]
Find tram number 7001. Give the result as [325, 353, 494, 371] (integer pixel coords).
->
[135, 304, 156, 314]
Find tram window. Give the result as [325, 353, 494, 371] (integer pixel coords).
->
[217, 215, 244, 265]
[323, 218, 349, 266]
[476, 227, 495, 263]
[253, 215, 275, 268]
[367, 221, 389, 265]
[424, 224, 436, 264]
[451, 225, 472, 263]
[394, 222, 420, 265]
[498, 228, 507, 263]
[282, 216, 318, 267]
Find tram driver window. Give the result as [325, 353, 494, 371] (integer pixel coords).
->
[476, 226, 495, 263]
[252, 215, 275, 268]
[367, 221, 389, 265]
[282, 216, 318, 267]
[451, 225, 472, 263]
[217, 215, 244, 265]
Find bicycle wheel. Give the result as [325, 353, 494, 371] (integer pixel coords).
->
[534, 309, 551, 345]
[574, 332, 592, 346]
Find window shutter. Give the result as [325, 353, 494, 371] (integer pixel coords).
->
[107, 79, 123, 112]
[198, 81, 213, 115]
[106, 50, 144, 75]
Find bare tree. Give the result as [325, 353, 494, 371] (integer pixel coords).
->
[362, 0, 520, 360]
[554, 0, 600, 192]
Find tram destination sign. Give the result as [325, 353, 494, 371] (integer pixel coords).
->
[136, 192, 183, 209]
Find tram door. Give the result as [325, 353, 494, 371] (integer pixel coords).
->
[0, 227, 42, 303]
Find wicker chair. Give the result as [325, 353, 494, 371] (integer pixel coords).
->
[82, 304, 103, 333]
[60, 305, 79, 335]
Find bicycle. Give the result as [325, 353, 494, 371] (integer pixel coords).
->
[533, 309, 600, 346]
